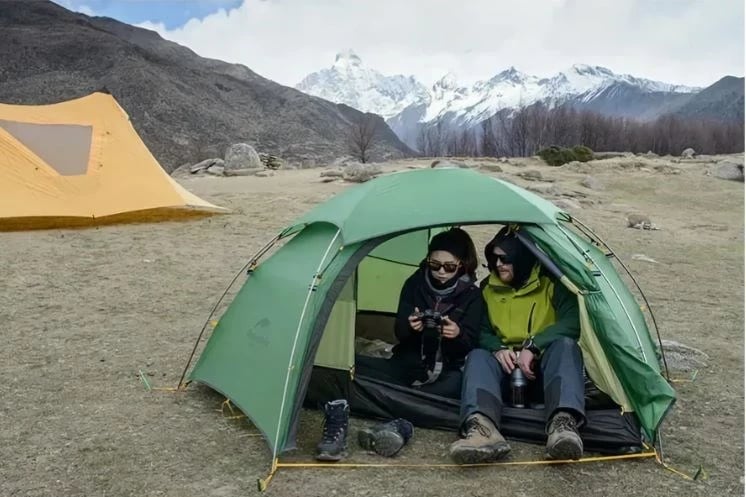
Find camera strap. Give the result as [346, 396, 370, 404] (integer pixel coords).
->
[411, 326, 444, 387]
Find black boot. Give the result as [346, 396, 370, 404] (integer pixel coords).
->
[358, 418, 414, 457]
[315, 399, 350, 462]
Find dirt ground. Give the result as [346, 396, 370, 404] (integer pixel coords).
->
[2, 155, 743, 497]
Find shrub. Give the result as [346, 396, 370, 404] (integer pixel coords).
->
[537, 145, 594, 166]
[572, 145, 594, 162]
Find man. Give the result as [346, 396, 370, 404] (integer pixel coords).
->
[449, 227, 585, 463]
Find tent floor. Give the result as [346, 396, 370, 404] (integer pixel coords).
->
[305, 366, 644, 455]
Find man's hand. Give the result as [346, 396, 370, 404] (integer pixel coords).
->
[494, 348, 517, 374]
[516, 349, 536, 380]
[440, 316, 460, 339]
[408, 307, 423, 332]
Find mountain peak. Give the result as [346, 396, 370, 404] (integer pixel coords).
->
[434, 72, 459, 90]
[491, 66, 528, 84]
[568, 64, 614, 77]
[334, 50, 362, 67]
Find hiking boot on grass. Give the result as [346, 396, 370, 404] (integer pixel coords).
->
[545, 411, 583, 460]
[449, 413, 511, 463]
[315, 399, 350, 462]
[358, 418, 414, 457]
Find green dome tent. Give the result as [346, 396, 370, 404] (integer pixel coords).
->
[185, 167, 675, 462]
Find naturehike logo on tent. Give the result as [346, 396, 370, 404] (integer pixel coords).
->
[245, 318, 271, 347]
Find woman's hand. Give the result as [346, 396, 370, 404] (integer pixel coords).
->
[408, 307, 423, 332]
[440, 316, 460, 339]
[494, 348, 517, 374]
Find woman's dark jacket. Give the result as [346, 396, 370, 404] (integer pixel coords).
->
[392, 266, 485, 371]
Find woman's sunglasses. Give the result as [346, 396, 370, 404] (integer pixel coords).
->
[426, 259, 461, 273]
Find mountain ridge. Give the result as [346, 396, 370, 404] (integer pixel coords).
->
[295, 51, 741, 149]
[0, 2, 413, 171]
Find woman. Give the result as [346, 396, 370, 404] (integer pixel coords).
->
[356, 227, 484, 399]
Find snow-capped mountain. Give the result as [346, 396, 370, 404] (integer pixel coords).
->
[296, 50, 430, 119]
[296, 54, 701, 149]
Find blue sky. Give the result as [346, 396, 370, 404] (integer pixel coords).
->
[52, 0, 744, 88]
[54, 0, 242, 30]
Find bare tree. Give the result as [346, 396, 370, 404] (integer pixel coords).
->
[348, 114, 380, 163]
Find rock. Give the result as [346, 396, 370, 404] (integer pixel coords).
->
[517, 170, 544, 181]
[652, 164, 682, 175]
[645, 150, 658, 158]
[580, 175, 604, 190]
[479, 163, 503, 173]
[169, 162, 194, 178]
[259, 153, 284, 170]
[343, 163, 382, 183]
[630, 253, 658, 263]
[254, 170, 274, 177]
[626, 213, 659, 230]
[660, 340, 708, 372]
[320, 177, 339, 183]
[526, 183, 561, 196]
[223, 168, 256, 177]
[320, 169, 344, 178]
[708, 159, 744, 182]
[553, 198, 581, 210]
[224, 143, 262, 170]
[561, 160, 592, 173]
[593, 151, 631, 160]
[205, 165, 224, 176]
[681, 147, 696, 159]
[431, 159, 469, 169]
[191, 158, 223, 174]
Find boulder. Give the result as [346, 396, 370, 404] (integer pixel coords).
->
[205, 165, 225, 176]
[517, 170, 544, 181]
[626, 213, 658, 230]
[479, 163, 503, 173]
[580, 175, 604, 190]
[681, 147, 696, 159]
[343, 163, 382, 183]
[708, 159, 744, 182]
[191, 158, 223, 174]
[553, 198, 581, 210]
[224, 143, 262, 171]
[431, 159, 469, 169]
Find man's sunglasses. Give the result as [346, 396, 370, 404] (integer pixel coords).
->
[493, 254, 514, 265]
[426, 259, 461, 273]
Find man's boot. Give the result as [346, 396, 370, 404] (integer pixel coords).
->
[358, 418, 414, 457]
[449, 413, 511, 463]
[315, 399, 350, 461]
[545, 411, 583, 460]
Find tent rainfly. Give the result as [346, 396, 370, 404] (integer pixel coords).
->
[0, 92, 225, 230]
[185, 167, 675, 474]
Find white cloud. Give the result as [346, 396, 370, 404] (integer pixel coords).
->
[138, 0, 742, 87]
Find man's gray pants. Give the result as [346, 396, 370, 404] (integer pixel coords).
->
[459, 337, 585, 431]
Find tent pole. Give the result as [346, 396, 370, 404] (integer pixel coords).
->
[568, 218, 670, 380]
[176, 232, 283, 389]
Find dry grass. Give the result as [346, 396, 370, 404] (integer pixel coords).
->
[1, 156, 743, 496]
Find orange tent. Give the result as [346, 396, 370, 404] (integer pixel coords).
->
[0, 92, 225, 230]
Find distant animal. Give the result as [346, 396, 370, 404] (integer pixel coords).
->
[626, 214, 659, 230]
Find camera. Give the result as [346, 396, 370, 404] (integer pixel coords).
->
[414, 309, 444, 329]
